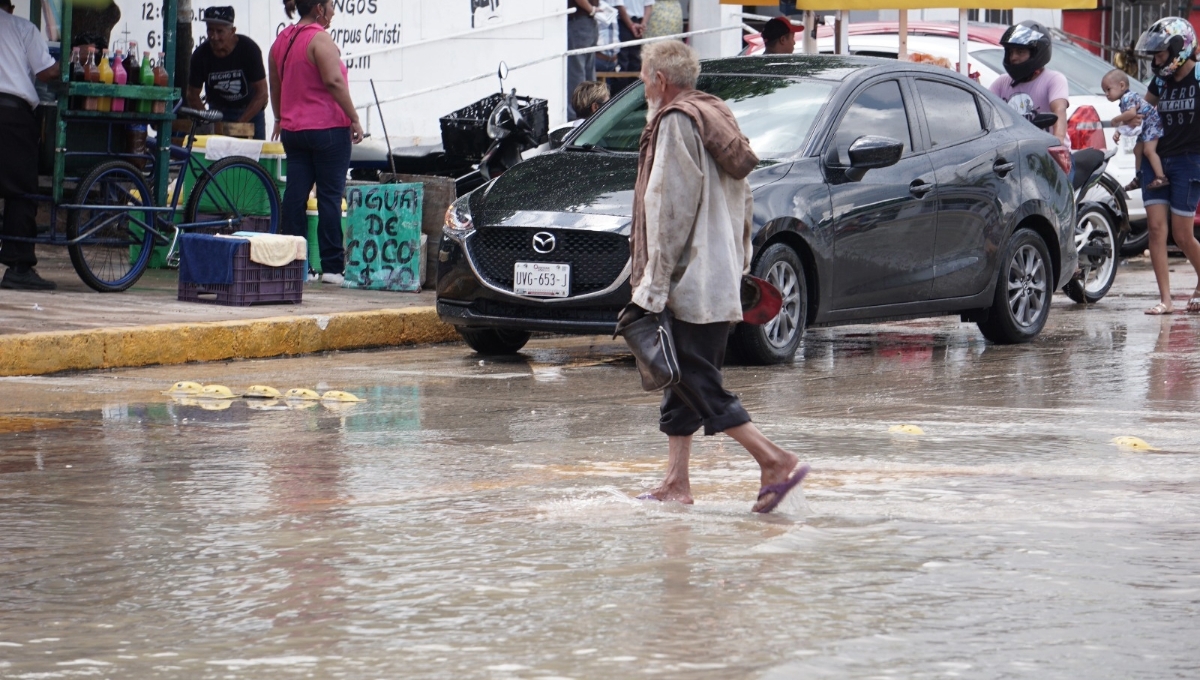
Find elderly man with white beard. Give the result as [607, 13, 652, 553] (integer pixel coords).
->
[618, 40, 810, 512]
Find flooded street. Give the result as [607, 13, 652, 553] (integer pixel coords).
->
[2, 299, 1199, 679]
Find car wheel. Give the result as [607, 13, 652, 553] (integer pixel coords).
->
[977, 228, 1053, 344]
[731, 243, 807, 365]
[458, 328, 532, 355]
[1121, 219, 1148, 256]
[1064, 204, 1120, 304]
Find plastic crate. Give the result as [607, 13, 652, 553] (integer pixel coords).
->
[178, 241, 304, 306]
[439, 93, 549, 161]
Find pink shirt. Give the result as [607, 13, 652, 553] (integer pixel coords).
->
[989, 70, 1069, 119]
[271, 23, 352, 132]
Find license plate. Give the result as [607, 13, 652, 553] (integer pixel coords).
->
[514, 262, 570, 298]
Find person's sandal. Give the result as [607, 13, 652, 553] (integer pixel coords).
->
[1124, 176, 1141, 191]
[1145, 302, 1173, 315]
[1146, 176, 1171, 190]
[1188, 290, 1200, 313]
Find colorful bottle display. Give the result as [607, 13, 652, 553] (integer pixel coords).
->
[69, 47, 84, 110]
[111, 50, 127, 112]
[83, 47, 99, 111]
[138, 51, 154, 113]
[152, 53, 169, 114]
[124, 43, 140, 112]
[97, 49, 114, 112]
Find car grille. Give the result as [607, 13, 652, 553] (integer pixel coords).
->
[466, 227, 629, 296]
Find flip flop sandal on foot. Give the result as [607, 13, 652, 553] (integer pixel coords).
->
[1188, 295, 1200, 313]
[753, 464, 811, 514]
[1146, 177, 1171, 189]
[1145, 302, 1173, 315]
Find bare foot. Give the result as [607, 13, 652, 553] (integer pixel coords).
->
[639, 485, 694, 504]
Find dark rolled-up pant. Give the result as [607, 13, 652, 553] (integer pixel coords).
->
[0, 98, 40, 269]
[659, 318, 752, 437]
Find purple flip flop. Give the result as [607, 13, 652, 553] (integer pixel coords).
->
[753, 464, 811, 514]
[636, 492, 662, 501]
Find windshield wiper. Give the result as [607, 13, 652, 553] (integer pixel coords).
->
[565, 143, 616, 154]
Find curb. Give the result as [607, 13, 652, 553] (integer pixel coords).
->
[0, 306, 460, 377]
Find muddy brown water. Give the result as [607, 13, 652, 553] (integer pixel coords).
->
[2, 301, 1198, 679]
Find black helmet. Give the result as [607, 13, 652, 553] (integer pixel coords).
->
[1001, 20, 1053, 84]
[1135, 16, 1197, 78]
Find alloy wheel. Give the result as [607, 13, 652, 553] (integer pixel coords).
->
[1006, 244, 1048, 328]
[765, 260, 802, 349]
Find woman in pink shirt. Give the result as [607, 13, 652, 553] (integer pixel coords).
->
[270, 0, 364, 285]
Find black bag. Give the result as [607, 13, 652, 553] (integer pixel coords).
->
[616, 307, 681, 392]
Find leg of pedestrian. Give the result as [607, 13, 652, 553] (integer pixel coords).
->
[1144, 203, 1174, 314]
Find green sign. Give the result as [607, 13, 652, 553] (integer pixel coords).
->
[343, 183, 423, 291]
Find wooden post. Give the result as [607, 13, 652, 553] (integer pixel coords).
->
[899, 10, 908, 61]
[959, 8, 969, 75]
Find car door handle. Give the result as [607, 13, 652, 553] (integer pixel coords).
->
[993, 159, 1015, 176]
[909, 180, 934, 197]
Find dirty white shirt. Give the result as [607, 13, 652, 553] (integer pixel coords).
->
[632, 111, 753, 325]
[0, 10, 56, 108]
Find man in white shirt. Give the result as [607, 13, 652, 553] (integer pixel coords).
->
[613, 0, 653, 78]
[0, 0, 60, 290]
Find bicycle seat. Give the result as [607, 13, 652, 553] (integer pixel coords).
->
[179, 107, 224, 123]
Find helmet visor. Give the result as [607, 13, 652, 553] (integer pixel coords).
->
[1135, 30, 1173, 55]
[1005, 25, 1046, 46]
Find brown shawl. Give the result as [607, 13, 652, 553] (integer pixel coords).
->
[630, 89, 758, 291]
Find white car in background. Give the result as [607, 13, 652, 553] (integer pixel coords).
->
[749, 22, 1147, 242]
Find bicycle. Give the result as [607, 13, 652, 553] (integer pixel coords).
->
[58, 106, 281, 292]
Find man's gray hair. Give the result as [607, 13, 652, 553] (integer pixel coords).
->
[642, 40, 700, 90]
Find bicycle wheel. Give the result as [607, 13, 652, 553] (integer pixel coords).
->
[184, 156, 280, 235]
[67, 161, 156, 293]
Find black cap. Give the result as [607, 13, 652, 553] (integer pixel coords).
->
[202, 6, 235, 25]
[762, 17, 802, 43]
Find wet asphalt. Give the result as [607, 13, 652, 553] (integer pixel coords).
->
[1, 256, 1198, 679]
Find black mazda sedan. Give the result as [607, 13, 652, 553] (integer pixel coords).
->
[436, 55, 1077, 364]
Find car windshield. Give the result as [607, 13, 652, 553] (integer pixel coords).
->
[570, 75, 834, 158]
[973, 41, 1148, 97]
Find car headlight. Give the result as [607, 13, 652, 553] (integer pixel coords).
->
[444, 198, 474, 237]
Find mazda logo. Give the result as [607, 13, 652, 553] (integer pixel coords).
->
[532, 232, 556, 254]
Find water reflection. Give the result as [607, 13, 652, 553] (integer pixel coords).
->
[1, 311, 1198, 678]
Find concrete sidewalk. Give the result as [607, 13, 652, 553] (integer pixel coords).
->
[0, 249, 460, 377]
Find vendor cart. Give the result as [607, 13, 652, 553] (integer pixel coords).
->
[10, 0, 280, 292]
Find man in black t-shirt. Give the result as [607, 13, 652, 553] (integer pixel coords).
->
[187, 6, 268, 139]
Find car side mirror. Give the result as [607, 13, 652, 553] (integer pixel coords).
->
[845, 135, 904, 181]
[1029, 112, 1058, 131]
[548, 123, 574, 150]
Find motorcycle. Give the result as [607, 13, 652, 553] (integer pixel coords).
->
[455, 83, 544, 196]
[381, 63, 547, 197]
[1031, 111, 1129, 304]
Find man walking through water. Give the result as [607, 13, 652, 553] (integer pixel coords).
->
[618, 40, 809, 513]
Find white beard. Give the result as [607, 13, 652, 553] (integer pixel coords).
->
[646, 94, 661, 120]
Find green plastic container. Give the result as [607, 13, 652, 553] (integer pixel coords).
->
[180, 136, 287, 216]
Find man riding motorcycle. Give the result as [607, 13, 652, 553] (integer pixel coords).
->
[989, 20, 1070, 147]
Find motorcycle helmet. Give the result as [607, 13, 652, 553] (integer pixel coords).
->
[1000, 20, 1053, 84]
[1135, 16, 1197, 79]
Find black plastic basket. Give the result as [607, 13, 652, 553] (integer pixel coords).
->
[439, 93, 549, 161]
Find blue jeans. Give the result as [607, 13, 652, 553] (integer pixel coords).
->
[567, 17, 598, 120]
[1142, 153, 1200, 217]
[281, 127, 352, 275]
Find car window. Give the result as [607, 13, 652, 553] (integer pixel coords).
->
[832, 79, 912, 164]
[571, 75, 834, 158]
[916, 79, 984, 146]
[973, 42, 1148, 97]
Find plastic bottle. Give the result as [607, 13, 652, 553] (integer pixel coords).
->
[112, 50, 127, 112]
[124, 43, 140, 111]
[152, 53, 169, 114]
[83, 47, 100, 111]
[69, 47, 85, 110]
[97, 49, 114, 112]
[139, 51, 154, 113]
[127, 124, 149, 169]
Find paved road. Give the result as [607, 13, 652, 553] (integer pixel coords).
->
[2, 254, 1198, 679]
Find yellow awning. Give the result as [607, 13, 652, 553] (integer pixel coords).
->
[723, 0, 1096, 7]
